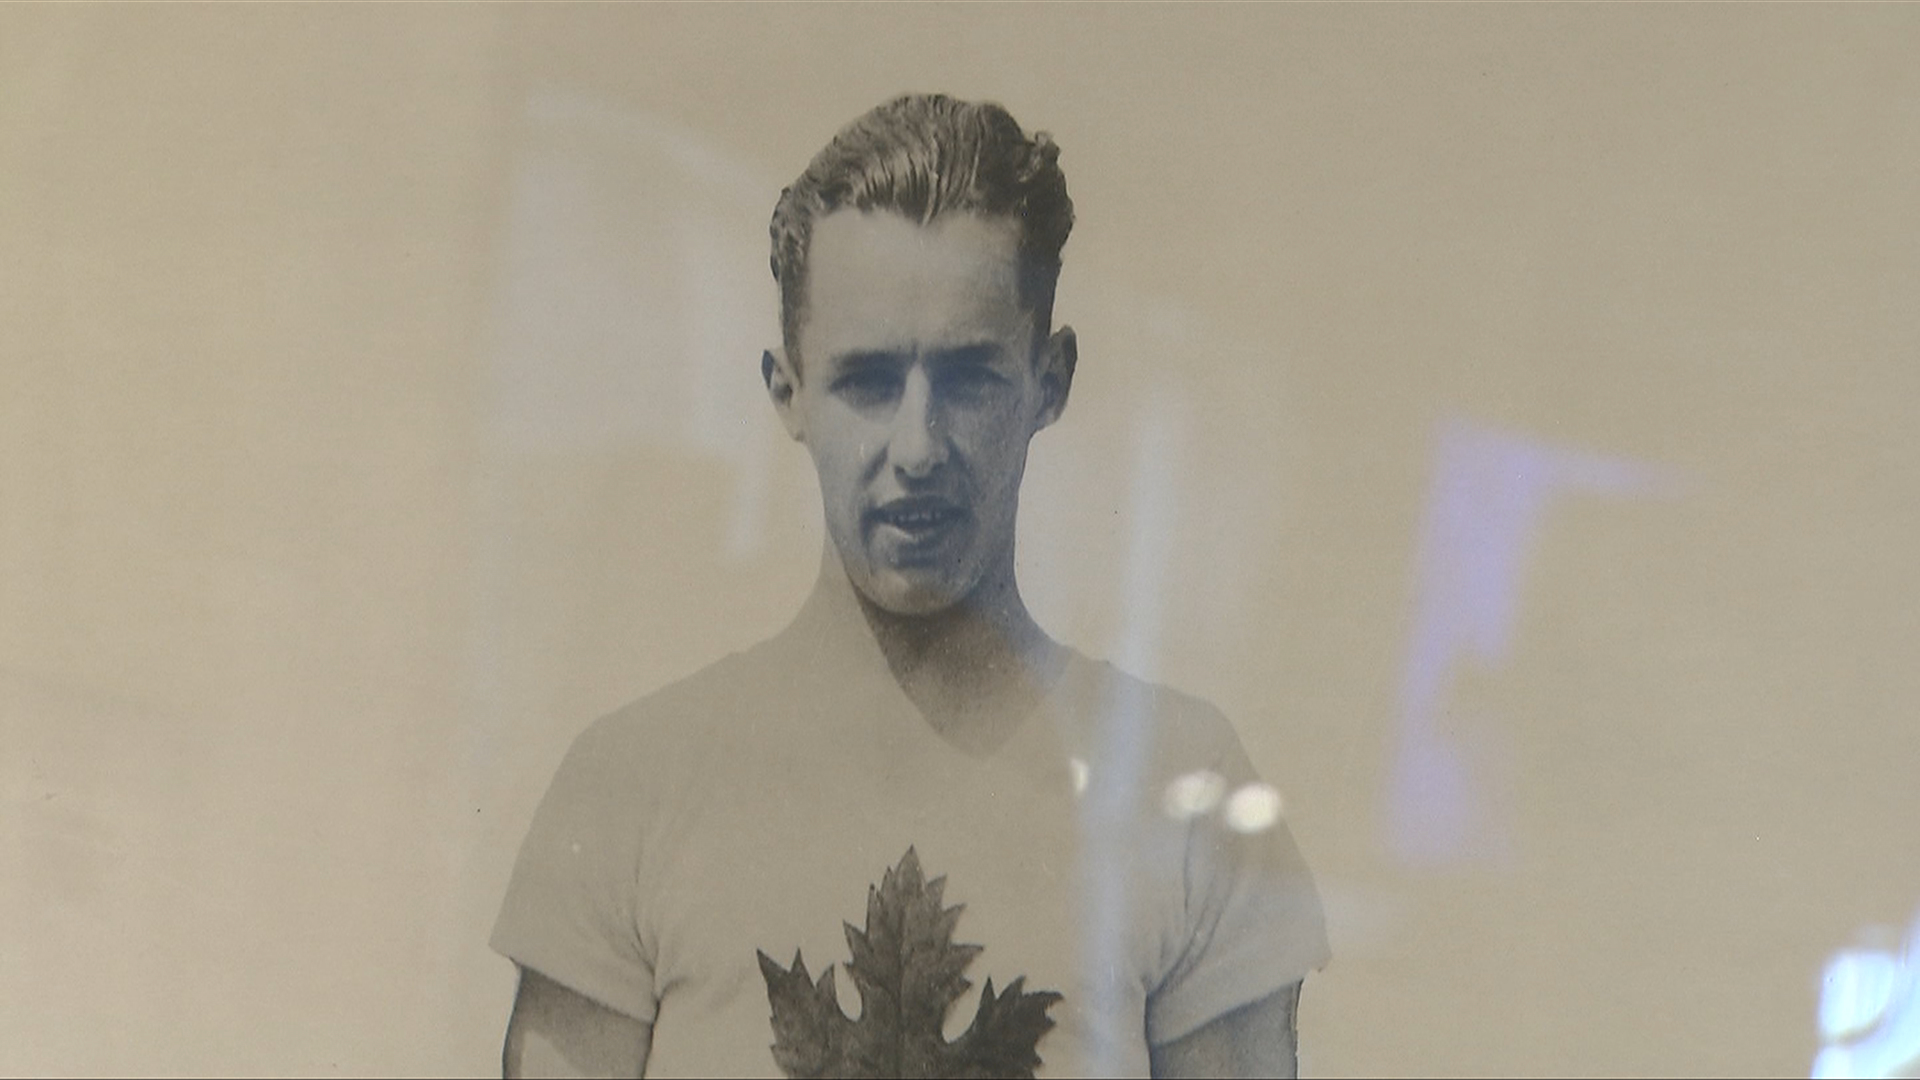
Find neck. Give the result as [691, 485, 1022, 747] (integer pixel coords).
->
[809, 547, 1065, 748]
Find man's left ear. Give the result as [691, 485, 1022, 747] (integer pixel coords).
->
[1035, 325, 1078, 430]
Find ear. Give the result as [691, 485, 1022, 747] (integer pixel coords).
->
[1034, 325, 1078, 431]
[763, 348, 806, 442]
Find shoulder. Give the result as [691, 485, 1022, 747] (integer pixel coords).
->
[591, 647, 764, 734]
[1064, 653, 1253, 777]
[556, 644, 775, 790]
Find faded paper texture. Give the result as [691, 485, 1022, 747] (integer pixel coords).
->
[4, 4, 1919, 1076]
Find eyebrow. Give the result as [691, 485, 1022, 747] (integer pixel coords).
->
[828, 343, 1005, 370]
[829, 349, 907, 371]
[927, 343, 1005, 367]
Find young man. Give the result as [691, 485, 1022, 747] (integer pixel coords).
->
[493, 94, 1329, 1079]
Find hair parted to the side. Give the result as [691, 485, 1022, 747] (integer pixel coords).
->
[770, 94, 1074, 368]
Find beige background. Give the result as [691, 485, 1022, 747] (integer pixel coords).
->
[5, 5, 1918, 1076]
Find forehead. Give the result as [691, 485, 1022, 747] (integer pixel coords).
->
[800, 210, 1029, 359]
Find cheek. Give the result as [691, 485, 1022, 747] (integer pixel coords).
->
[957, 399, 1035, 463]
[811, 445, 857, 494]
[958, 428, 1032, 504]
[801, 399, 863, 479]
[808, 432, 881, 505]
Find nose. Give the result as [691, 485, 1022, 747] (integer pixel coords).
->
[887, 364, 947, 479]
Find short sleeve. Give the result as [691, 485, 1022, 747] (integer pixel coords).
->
[491, 715, 659, 1022]
[1145, 720, 1331, 1046]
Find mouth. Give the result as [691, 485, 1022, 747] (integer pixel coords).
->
[867, 497, 968, 545]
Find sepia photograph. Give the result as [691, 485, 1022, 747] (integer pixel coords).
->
[4, 5, 1919, 1078]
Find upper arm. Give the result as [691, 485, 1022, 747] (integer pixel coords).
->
[1148, 979, 1301, 1080]
[492, 716, 660, 1029]
[503, 966, 653, 1080]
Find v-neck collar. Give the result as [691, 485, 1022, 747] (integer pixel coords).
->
[763, 571, 1081, 761]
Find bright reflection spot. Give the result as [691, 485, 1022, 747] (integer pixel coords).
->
[1823, 951, 1902, 1042]
[1068, 757, 1089, 797]
[1162, 770, 1227, 820]
[1812, 908, 1920, 1079]
[1224, 783, 1283, 834]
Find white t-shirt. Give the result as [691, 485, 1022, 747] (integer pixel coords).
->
[492, 587, 1329, 1078]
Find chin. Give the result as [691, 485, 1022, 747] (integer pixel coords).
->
[857, 568, 972, 618]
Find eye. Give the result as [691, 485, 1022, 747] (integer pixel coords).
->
[831, 367, 903, 407]
[936, 365, 1006, 402]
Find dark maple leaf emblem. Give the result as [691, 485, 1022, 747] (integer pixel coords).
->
[756, 848, 1064, 1079]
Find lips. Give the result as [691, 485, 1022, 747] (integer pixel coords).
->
[868, 496, 967, 541]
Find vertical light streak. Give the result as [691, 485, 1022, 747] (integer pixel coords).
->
[1080, 384, 1185, 1074]
[1389, 419, 1679, 865]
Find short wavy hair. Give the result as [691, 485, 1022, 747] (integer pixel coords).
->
[770, 94, 1074, 369]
